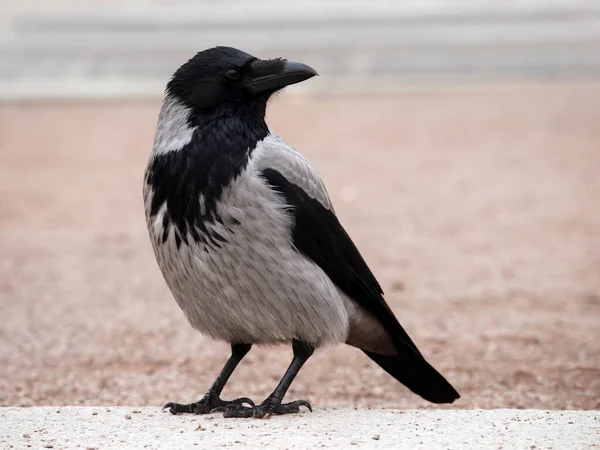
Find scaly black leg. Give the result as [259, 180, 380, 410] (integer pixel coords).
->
[219, 340, 314, 418]
[163, 343, 255, 414]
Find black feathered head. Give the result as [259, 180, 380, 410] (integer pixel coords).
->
[166, 46, 318, 112]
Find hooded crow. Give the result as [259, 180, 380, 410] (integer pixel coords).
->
[143, 46, 460, 418]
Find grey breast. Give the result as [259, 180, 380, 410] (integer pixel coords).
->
[145, 133, 351, 347]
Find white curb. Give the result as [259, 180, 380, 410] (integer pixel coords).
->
[0, 407, 597, 449]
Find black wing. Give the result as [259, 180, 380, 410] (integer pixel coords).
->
[262, 168, 460, 404]
[262, 168, 421, 354]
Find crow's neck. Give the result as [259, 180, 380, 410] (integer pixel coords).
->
[190, 102, 269, 156]
[147, 101, 269, 244]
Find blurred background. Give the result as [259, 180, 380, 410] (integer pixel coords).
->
[1, 1, 598, 409]
[2, 0, 600, 96]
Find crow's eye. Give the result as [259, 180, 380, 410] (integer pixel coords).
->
[226, 69, 240, 80]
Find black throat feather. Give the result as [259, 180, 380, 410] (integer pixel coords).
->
[146, 102, 269, 248]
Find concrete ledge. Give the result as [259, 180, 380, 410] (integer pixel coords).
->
[0, 407, 597, 449]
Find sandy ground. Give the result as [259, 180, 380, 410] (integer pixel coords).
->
[0, 83, 598, 410]
[2, 407, 598, 449]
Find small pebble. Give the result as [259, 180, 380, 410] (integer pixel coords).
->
[124, 415, 132, 420]
[22, 433, 30, 439]
[373, 434, 381, 440]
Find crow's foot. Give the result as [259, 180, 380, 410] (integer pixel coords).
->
[218, 399, 312, 419]
[163, 395, 255, 415]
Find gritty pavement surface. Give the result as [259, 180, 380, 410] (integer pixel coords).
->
[0, 407, 598, 449]
[0, 83, 599, 411]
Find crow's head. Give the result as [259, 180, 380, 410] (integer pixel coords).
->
[166, 47, 318, 113]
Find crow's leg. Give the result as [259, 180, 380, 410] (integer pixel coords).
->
[219, 340, 314, 418]
[164, 343, 255, 414]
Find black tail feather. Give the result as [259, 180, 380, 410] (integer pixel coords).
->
[364, 349, 460, 404]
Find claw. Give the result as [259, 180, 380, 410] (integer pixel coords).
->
[297, 400, 312, 412]
[162, 402, 193, 415]
[273, 399, 312, 415]
[234, 397, 256, 407]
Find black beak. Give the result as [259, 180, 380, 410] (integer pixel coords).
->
[245, 59, 318, 94]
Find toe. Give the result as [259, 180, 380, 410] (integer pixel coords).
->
[162, 402, 193, 415]
[296, 400, 312, 412]
[162, 402, 176, 411]
[231, 397, 255, 407]
[274, 400, 312, 415]
[219, 399, 312, 418]
[222, 405, 255, 418]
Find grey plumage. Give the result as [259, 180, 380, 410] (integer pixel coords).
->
[144, 47, 459, 418]
[146, 98, 357, 347]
